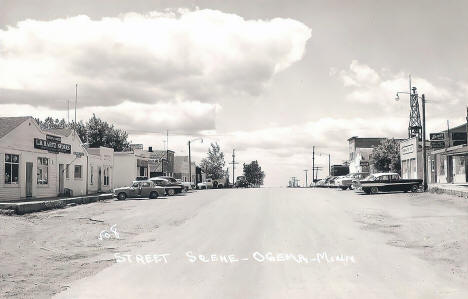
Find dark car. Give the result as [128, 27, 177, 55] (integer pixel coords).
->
[113, 180, 165, 200]
[235, 176, 249, 188]
[356, 173, 422, 194]
[150, 176, 184, 196]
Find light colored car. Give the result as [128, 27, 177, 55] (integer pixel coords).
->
[198, 178, 213, 190]
[113, 180, 165, 200]
[335, 173, 369, 190]
[176, 179, 193, 192]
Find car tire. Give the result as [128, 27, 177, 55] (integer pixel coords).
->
[218, 184, 223, 189]
[117, 192, 127, 200]
[363, 188, 371, 195]
[411, 184, 419, 193]
[167, 189, 175, 196]
[370, 186, 379, 194]
[149, 191, 158, 199]
[340, 186, 348, 190]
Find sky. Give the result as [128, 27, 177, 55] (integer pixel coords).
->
[1, 0, 468, 186]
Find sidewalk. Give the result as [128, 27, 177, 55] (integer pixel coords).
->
[428, 183, 468, 198]
[0, 193, 113, 215]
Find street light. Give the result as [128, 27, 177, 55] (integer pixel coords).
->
[188, 137, 203, 185]
[395, 88, 427, 191]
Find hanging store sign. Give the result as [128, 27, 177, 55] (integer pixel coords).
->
[431, 141, 445, 149]
[34, 138, 71, 154]
[429, 133, 445, 141]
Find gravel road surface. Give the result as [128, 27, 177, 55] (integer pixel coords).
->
[1, 188, 468, 298]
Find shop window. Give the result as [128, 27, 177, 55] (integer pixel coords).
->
[74, 165, 82, 179]
[37, 157, 49, 185]
[4, 154, 19, 184]
[90, 166, 94, 185]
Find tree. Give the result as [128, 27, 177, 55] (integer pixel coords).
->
[200, 142, 226, 179]
[36, 115, 130, 151]
[370, 139, 401, 174]
[243, 160, 265, 187]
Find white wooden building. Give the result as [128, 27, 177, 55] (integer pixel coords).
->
[0, 116, 88, 201]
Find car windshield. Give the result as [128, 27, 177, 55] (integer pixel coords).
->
[131, 182, 139, 187]
[363, 175, 375, 181]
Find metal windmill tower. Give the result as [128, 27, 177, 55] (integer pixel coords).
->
[408, 76, 422, 139]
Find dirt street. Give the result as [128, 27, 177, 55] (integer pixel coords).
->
[1, 188, 468, 298]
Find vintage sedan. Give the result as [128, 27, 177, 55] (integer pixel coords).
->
[149, 177, 184, 196]
[354, 173, 422, 194]
[335, 172, 369, 190]
[113, 180, 165, 200]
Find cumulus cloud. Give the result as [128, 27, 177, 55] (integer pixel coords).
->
[0, 9, 311, 107]
[0, 100, 219, 133]
[333, 60, 467, 107]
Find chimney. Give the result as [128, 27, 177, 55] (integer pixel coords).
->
[148, 146, 153, 152]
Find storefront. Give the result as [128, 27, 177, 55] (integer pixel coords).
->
[400, 137, 429, 179]
[87, 146, 114, 193]
[0, 117, 88, 201]
[429, 145, 468, 184]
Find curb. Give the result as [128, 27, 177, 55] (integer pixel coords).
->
[428, 186, 468, 199]
[0, 194, 113, 215]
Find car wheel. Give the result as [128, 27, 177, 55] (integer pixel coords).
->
[363, 188, 371, 194]
[167, 189, 175, 196]
[218, 184, 223, 189]
[370, 186, 379, 194]
[117, 192, 127, 200]
[411, 184, 419, 193]
[340, 186, 348, 190]
[149, 191, 158, 199]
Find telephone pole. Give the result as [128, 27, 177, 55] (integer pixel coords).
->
[229, 149, 239, 186]
[312, 146, 315, 182]
[304, 169, 308, 187]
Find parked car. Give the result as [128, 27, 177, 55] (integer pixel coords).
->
[235, 176, 249, 188]
[149, 177, 184, 196]
[198, 178, 213, 190]
[113, 180, 165, 200]
[326, 176, 339, 188]
[335, 172, 369, 190]
[354, 173, 422, 194]
[176, 179, 193, 192]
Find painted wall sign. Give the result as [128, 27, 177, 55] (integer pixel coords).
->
[429, 133, 445, 141]
[46, 134, 62, 143]
[34, 138, 71, 153]
[74, 152, 84, 158]
[401, 144, 414, 154]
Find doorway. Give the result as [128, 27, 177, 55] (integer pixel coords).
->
[98, 167, 102, 192]
[26, 162, 33, 197]
[59, 164, 64, 195]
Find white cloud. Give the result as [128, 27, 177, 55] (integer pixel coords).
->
[333, 60, 467, 106]
[0, 9, 311, 107]
[0, 100, 219, 133]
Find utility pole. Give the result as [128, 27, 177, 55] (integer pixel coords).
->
[74, 84, 77, 137]
[229, 149, 239, 186]
[188, 141, 191, 183]
[466, 106, 468, 146]
[328, 154, 331, 176]
[312, 146, 315, 183]
[67, 99, 70, 124]
[304, 169, 308, 187]
[166, 130, 169, 176]
[422, 94, 427, 190]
